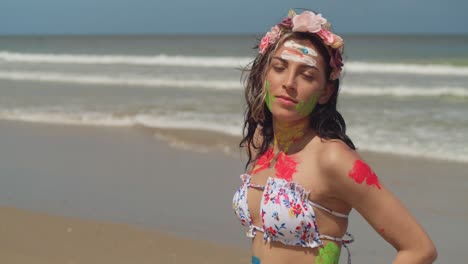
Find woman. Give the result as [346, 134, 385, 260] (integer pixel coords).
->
[232, 9, 437, 264]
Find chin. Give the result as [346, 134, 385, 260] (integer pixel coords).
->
[270, 107, 304, 122]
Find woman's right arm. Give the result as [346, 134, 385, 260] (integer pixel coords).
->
[320, 141, 437, 264]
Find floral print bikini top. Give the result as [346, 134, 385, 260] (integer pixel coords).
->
[233, 173, 354, 264]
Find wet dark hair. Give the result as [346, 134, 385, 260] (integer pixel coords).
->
[240, 31, 356, 171]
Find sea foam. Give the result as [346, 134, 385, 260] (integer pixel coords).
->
[0, 70, 466, 98]
[2, 51, 468, 76]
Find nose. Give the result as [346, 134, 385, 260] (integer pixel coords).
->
[282, 68, 297, 91]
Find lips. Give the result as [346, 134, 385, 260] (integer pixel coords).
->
[275, 95, 298, 104]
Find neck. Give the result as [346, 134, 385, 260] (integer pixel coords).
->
[272, 117, 311, 154]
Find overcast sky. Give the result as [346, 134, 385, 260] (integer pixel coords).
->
[1, 0, 467, 35]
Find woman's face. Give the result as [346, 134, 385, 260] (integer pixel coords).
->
[264, 38, 333, 122]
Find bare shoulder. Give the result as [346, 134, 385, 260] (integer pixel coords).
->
[313, 140, 436, 259]
[315, 139, 361, 177]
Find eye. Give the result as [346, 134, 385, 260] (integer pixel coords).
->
[302, 73, 315, 80]
[272, 66, 285, 72]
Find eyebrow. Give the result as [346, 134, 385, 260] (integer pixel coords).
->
[271, 56, 320, 72]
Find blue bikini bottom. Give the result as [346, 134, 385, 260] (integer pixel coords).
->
[252, 256, 260, 264]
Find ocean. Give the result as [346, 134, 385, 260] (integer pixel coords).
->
[0, 34, 467, 162]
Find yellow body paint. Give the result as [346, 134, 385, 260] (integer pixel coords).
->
[315, 242, 341, 264]
[273, 121, 306, 153]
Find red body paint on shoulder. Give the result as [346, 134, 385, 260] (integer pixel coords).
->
[275, 153, 297, 182]
[252, 148, 274, 174]
[348, 160, 381, 189]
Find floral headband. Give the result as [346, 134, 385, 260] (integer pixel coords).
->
[259, 9, 344, 80]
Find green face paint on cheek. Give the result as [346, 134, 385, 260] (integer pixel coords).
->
[295, 94, 318, 116]
[315, 242, 341, 264]
[265, 81, 274, 111]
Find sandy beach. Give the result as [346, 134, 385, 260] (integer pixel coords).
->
[0, 206, 250, 264]
[0, 120, 467, 263]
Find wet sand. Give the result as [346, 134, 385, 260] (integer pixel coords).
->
[0, 120, 466, 263]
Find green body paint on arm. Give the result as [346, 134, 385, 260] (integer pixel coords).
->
[315, 242, 341, 264]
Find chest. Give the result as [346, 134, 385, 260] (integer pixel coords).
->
[247, 151, 330, 223]
[249, 148, 328, 192]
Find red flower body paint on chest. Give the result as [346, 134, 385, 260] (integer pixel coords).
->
[274, 152, 297, 181]
[252, 148, 275, 174]
[251, 148, 297, 182]
[348, 160, 381, 189]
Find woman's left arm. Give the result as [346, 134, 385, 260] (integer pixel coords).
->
[320, 142, 438, 264]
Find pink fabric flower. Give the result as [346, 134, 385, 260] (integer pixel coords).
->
[259, 34, 271, 54]
[259, 26, 281, 54]
[292, 11, 327, 33]
[267, 26, 281, 43]
[330, 34, 344, 49]
[316, 28, 334, 45]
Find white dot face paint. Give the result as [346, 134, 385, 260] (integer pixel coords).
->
[281, 40, 318, 67]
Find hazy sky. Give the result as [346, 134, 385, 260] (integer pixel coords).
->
[2, 0, 467, 35]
